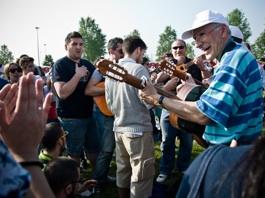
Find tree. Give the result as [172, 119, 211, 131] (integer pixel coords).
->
[42, 54, 54, 66]
[125, 29, 141, 37]
[251, 30, 265, 59]
[155, 26, 177, 61]
[79, 16, 106, 63]
[226, 8, 252, 41]
[0, 44, 14, 64]
[186, 43, 195, 59]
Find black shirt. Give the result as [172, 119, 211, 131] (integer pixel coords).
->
[52, 56, 95, 118]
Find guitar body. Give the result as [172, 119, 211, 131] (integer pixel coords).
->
[169, 84, 208, 147]
[93, 82, 113, 116]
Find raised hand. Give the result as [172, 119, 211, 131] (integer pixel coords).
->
[0, 83, 18, 122]
[75, 63, 88, 78]
[0, 73, 52, 161]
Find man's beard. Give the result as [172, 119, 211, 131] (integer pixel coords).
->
[60, 143, 67, 153]
[66, 186, 75, 198]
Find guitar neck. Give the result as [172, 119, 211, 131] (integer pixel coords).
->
[154, 85, 180, 100]
[171, 70, 205, 86]
[121, 73, 180, 100]
[177, 54, 206, 72]
[182, 60, 195, 70]
[97, 59, 180, 100]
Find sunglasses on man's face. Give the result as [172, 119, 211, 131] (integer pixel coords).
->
[172, 46, 185, 50]
[9, 68, 22, 73]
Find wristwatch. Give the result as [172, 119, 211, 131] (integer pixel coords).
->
[155, 95, 165, 108]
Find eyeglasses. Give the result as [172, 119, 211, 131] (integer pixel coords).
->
[193, 24, 222, 44]
[59, 131, 68, 139]
[63, 179, 84, 188]
[172, 46, 185, 50]
[9, 68, 22, 73]
[115, 49, 123, 54]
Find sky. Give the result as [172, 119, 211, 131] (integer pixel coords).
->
[1, 0, 265, 65]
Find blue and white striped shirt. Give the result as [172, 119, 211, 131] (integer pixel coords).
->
[196, 41, 263, 144]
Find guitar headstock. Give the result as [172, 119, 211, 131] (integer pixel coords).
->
[159, 60, 188, 81]
[159, 60, 177, 76]
[97, 59, 148, 89]
[97, 59, 127, 82]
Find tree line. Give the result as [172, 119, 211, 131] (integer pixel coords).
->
[0, 8, 264, 66]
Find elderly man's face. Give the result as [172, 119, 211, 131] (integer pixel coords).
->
[192, 23, 225, 60]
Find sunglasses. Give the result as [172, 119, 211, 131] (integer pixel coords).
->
[59, 131, 68, 139]
[172, 46, 185, 50]
[9, 68, 22, 73]
[116, 49, 123, 54]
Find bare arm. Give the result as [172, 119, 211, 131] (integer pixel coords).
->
[140, 82, 211, 125]
[155, 72, 170, 83]
[84, 78, 105, 96]
[0, 73, 55, 198]
[54, 63, 88, 99]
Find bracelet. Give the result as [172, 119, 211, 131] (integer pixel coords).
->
[20, 161, 44, 169]
[158, 95, 165, 105]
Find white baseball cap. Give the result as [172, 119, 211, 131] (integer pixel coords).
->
[229, 25, 243, 43]
[182, 10, 229, 40]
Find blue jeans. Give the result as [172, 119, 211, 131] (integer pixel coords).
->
[159, 109, 193, 174]
[59, 117, 100, 157]
[93, 106, 115, 184]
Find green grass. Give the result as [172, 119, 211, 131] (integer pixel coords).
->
[77, 121, 265, 198]
[77, 122, 265, 197]
[77, 139, 205, 198]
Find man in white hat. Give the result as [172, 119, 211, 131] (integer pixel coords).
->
[139, 10, 263, 147]
[229, 25, 243, 43]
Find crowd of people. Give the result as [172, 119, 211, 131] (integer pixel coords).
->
[0, 9, 265, 198]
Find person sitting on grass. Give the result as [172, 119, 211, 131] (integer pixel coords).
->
[38, 122, 68, 169]
[44, 157, 97, 198]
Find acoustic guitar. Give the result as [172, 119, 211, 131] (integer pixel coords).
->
[97, 59, 208, 148]
[176, 54, 206, 73]
[159, 60, 208, 146]
[93, 82, 113, 116]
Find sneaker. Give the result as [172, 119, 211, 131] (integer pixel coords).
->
[156, 174, 168, 183]
[79, 189, 92, 197]
[107, 175, 116, 182]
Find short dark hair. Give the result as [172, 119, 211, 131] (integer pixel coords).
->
[18, 56, 34, 69]
[44, 157, 79, 195]
[122, 36, 147, 55]
[65, 31, 82, 45]
[142, 57, 149, 65]
[107, 37, 123, 51]
[41, 122, 63, 151]
[174, 39, 186, 47]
